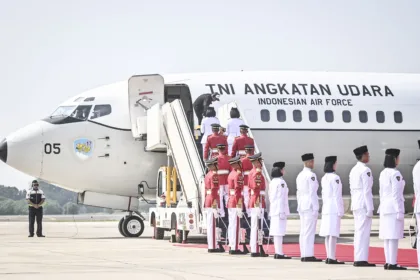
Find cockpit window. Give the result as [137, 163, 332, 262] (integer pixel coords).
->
[84, 97, 95, 102]
[70, 105, 92, 121]
[74, 97, 84, 102]
[50, 106, 77, 118]
[90, 105, 112, 119]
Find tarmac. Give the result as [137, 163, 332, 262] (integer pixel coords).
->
[0, 214, 419, 280]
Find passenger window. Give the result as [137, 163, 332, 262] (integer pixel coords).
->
[308, 110, 317, 122]
[276, 110, 286, 122]
[90, 105, 112, 120]
[359, 111, 368, 123]
[70, 105, 92, 121]
[342, 110, 351, 123]
[376, 111, 385, 123]
[293, 110, 302, 122]
[394, 111, 403, 123]
[260, 109, 270, 122]
[325, 110, 334, 123]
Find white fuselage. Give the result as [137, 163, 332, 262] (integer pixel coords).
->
[2, 71, 420, 211]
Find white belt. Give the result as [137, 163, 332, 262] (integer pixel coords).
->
[250, 190, 265, 195]
[229, 189, 235, 195]
[206, 190, 218, 195]
[211, 148, 218, 153]
[238, 150, 246, 155]
[244, 171, 250, 175]
[217, 170, 229, 175]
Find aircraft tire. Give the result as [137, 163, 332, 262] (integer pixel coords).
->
[118, 217, 127, 237]
[122, 216, 145, 238]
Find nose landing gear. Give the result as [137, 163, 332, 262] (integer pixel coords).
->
[118, 212, 145, 237]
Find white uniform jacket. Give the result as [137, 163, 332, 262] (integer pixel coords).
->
[378, 168, 405, 215]
[200, 117, 220, 144]
[296, 167, 319, 213]
[268, 177, 290, 217]
[349, 162, 374, 212]
[321, 173, 344, 216]
[226, 118, 245, 140]
[413, 161, 420, 214]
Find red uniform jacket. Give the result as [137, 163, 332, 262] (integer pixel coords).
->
[248, 168, 266, 209]
[216, 154, 232, 185]
[203, 134, 228, 160]
[204, 171, 220, 208]
[230, 135, 255, 158]
[227, 170, 244, 208]
[240, 155, 254, 186]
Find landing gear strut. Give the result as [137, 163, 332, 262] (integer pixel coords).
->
[118, 212, 146, 238]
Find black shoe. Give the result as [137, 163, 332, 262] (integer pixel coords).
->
[229, 250, 244, 255]
[387, 264, 407, 270]
[37, 235, 45, 237]
[327, 259, 345, 265]
[353, 261, 376, 267]
[251, 253, 260, 257]
[301, 256, 322, 262]
[208, 249, 224, 253]
[274, 254, 292, 259]
[28, 234, 34, 237]
[384, 263, 388, 270]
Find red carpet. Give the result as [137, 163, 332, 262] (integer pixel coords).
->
[174, 243, 418, 268]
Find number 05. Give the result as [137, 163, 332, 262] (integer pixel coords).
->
[44, 143, 61, 154]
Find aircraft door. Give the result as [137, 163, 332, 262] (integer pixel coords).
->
[128, 74, 164, 138]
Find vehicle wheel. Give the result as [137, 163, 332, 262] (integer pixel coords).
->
[122, 216, 145, 237]
[118, 217, 127, 237]
[153, 219, 165, 240]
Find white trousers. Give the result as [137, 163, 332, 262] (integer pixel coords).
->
[353, 209, 372, 262]
[243, 186, 250, 217]
[206, 208, 216, 250]
[274, 236, 284, 255]
[228, 208, 240, 250]
[384, 239, 398, 265]
[299, 211, 318, 257]
[417, 213, 420, 270]
[324, 236, 337, 260]
[250, 208, 264, 253]
[218, 185, 227, 217]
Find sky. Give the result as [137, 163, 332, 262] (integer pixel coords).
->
[1, 0, 420, 189]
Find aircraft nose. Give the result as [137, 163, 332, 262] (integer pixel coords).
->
[0, 138, 7, 163]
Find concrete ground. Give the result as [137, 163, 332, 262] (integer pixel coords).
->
[0, 215, 419, 280]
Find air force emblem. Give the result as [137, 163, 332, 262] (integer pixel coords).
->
[74, 138, 94, 161]
[396, 176, 401, 181]
[367, 172, 371, 177]
[281, 184, 285, 188]
[336, 179, 340, 184]
[311, 177, 315, 181]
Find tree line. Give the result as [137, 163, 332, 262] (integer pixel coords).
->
[0, 181, 113, 215]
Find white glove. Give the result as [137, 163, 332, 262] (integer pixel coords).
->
[396, 212, 404, 221]
[366, 210, 373, 218]
[280, 213, 286, 220]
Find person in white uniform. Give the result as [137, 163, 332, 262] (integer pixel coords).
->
[200, 107, 219, 150]
[413, 140, 420, 274]
[269, 162, 292, 260]
[296, 153, 322, 262]
[319, 156, 345, 265]
[349, 145, 376, 267]
[378, 148, 407, 270]
[226, 107, 245, 155]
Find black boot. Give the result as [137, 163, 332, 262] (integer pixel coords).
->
[259, 245, 268, 257]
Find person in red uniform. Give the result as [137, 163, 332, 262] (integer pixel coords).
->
[248, 152, 268, 257]
[241, 145, 255, 217]
[227, 155, 247, 255]
[203, 123, 228, 160]
[216, 143, 232, 217]
[230, 124, 255, 158]
[204, 158, 224, 253]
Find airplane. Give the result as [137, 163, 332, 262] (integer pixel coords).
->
[0, 70, 419, 239]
